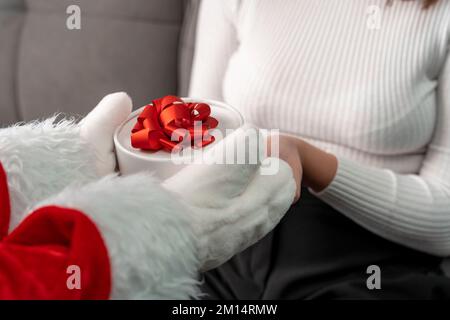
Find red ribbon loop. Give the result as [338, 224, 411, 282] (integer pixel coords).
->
[131, 96, 218, 152]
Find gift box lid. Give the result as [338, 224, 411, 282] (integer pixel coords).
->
[113, 98, 244, 176]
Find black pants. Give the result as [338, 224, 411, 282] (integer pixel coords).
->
[201, 188, 450, 299]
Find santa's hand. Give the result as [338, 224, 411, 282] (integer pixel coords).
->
[80, 92, 132, 176]
[163, 128, 296, 271]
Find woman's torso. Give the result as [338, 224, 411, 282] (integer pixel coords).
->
[223, 0, 450, 173]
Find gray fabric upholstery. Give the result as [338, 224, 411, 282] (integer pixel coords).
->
[178, 0, 200, 97]
[0, 0, 25, 125]
[0, 0, 192, 125]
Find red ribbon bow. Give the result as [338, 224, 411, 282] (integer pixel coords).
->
[131, 95, 219, 152]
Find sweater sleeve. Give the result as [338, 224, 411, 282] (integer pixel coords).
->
[188, 0, 239, 100]
[314, 46, 450, 257]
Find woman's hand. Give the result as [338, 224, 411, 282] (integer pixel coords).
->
[267, 134, 303, 202]
[268, 134, 338, 202]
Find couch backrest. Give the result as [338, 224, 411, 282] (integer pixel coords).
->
[178, 0, 200, 97]
[0, 0, 188, 126]
[0, 0, 25, 125]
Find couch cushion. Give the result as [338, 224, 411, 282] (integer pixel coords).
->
[26, 0, 182, 23]
[0, 0, 24, 11]
[0, 0, 25, 125]
[178, 0, 200, 96]
[0, 0, 184, 123]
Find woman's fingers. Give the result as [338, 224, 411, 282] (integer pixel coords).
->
[269, 134, 303, 203]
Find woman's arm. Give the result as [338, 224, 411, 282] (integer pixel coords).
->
[284, 47, 450, 257]
[189, 0, 240, 100]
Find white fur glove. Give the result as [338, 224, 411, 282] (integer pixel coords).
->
[80, 92, 132, 176]
[0, 92, 131, 229]
[163, 128, 297, 271]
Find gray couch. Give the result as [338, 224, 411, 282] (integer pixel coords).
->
[0, 0, 200, 126]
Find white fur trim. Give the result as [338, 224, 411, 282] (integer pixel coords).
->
[36, 173, 201, 300]
[0, 117, 97, 230]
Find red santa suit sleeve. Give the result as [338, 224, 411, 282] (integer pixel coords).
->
[0, 163, 111, 299]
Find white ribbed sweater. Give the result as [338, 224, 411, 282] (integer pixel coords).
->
[189, 0, 450, 256]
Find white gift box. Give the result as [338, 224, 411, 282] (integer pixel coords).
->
[114, 98, 244, 179]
